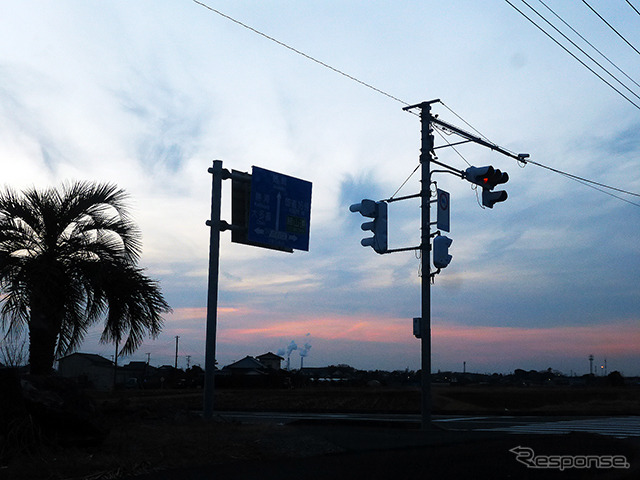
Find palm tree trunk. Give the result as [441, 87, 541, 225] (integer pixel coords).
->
[113, 340, 119, 390]
[28, 306, 61, 375]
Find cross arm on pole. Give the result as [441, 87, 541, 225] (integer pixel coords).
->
[430, 116, 529, 162]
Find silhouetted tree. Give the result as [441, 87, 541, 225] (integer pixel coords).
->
[607, 371, 625, 387]
[0, 181, 170, 374]
[0, 332, 28, 367]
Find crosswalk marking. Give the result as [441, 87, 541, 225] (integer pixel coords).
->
[477, 416, 640, 439]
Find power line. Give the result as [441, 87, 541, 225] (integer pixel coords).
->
[440, 101, 491, 143]
[538, 0, 640, 91]
[191, 0, 410, 108]
[439, 105, 640, 203]
[504, 0, 640, 111]
[521, 0, 640, 102]
[433, 125, 473, 167]
[525, 158, 640, 199]
[557, 170, 640, 208]
[582, 0, 640, 57]
[194, 0, 640, 207]
[626, 0, 640, 17]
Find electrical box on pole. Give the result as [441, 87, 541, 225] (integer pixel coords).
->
[413, 317, 422, 338]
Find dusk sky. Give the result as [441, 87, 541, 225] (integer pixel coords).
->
[1, 1, 638, 375]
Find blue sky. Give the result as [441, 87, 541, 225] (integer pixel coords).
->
[1, 1, 639, 375]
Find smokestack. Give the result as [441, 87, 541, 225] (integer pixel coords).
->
[284, 340, 298, 371]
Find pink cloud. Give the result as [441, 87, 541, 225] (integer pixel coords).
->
[156, 307, 638, 372]
[220, 315, 409, 344]
[219, 312, 639, 360]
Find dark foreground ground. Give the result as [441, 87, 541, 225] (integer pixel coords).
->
[3, 385, 639, 479]
[130, 427, 640, 480]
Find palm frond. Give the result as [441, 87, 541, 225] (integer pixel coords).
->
[0, 180, 170, 372]
[58, 181, 141, 262]
[99, 264, 169, 355]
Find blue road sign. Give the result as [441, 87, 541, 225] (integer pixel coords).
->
[436, 189, 450, 232]
[248, 166, 312, 251]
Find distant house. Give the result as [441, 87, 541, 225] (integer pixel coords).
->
[219, 355, 292, 388]
[58, 353, 114, 390]
[223, 356, 268, 376]
[256, 352, 283, 370]
[120, 361, 156, 388]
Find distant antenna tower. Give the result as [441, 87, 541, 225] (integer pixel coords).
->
[589, 354, 594, 375]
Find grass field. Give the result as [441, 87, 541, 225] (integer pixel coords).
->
[102, 384, 640, 415]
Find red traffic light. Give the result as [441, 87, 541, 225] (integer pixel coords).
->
[465, 166, 509, 190]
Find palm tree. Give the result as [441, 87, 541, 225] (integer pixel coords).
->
[0, 181, 170, 375]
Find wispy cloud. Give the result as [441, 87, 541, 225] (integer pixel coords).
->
[0, 1, 638, 374]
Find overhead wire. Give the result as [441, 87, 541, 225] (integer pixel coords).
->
[440, 101, 491, 143]
[521, 0, 640, 103]
[440, 104, 640, 203]
[558, 172, 640, 207]
[538, 0, 640, 91]
[582, 0, 640, 57]
[524, 157, 640, 198]
[433, 126, 473, 167]
[504, 0, 640, 111]
[626, 0, 640, 17]
[193, 0, 640, 207]
[191, 0, 411, 110]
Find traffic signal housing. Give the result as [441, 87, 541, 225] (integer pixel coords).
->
[482, 189, 508, 209]
[349, 199, 388, 254]
[464, 166, 509, 208]
[433, 235, 453, 269]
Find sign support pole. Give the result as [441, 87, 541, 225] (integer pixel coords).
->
[204, 159, 223, 419]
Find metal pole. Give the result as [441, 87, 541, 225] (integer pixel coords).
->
[174, 335, 180, 369]
[420, 103, 434, 430]
[113, 341, 118, 390]
[204, 160, 223, 419]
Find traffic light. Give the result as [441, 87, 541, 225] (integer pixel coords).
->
[349, 199, 388, 254]
[464, 166, 509, 208]
[482, 189, 508, 209]
[433, 235, 452, 269]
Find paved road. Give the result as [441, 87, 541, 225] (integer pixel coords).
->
[216, 411, 640, 438]
[131, 414, 640, 480]
[127, 414, 640, 480]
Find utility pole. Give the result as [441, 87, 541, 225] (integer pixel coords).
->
[589, 354, 594, 375]
[186, 355, 192, 369]
[146, 352, 151, 365]
[351, 99, 528, 432]
[419, 101, 436, 430]
[174, 335, 180, 369]
[400, 99, 438, 429]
